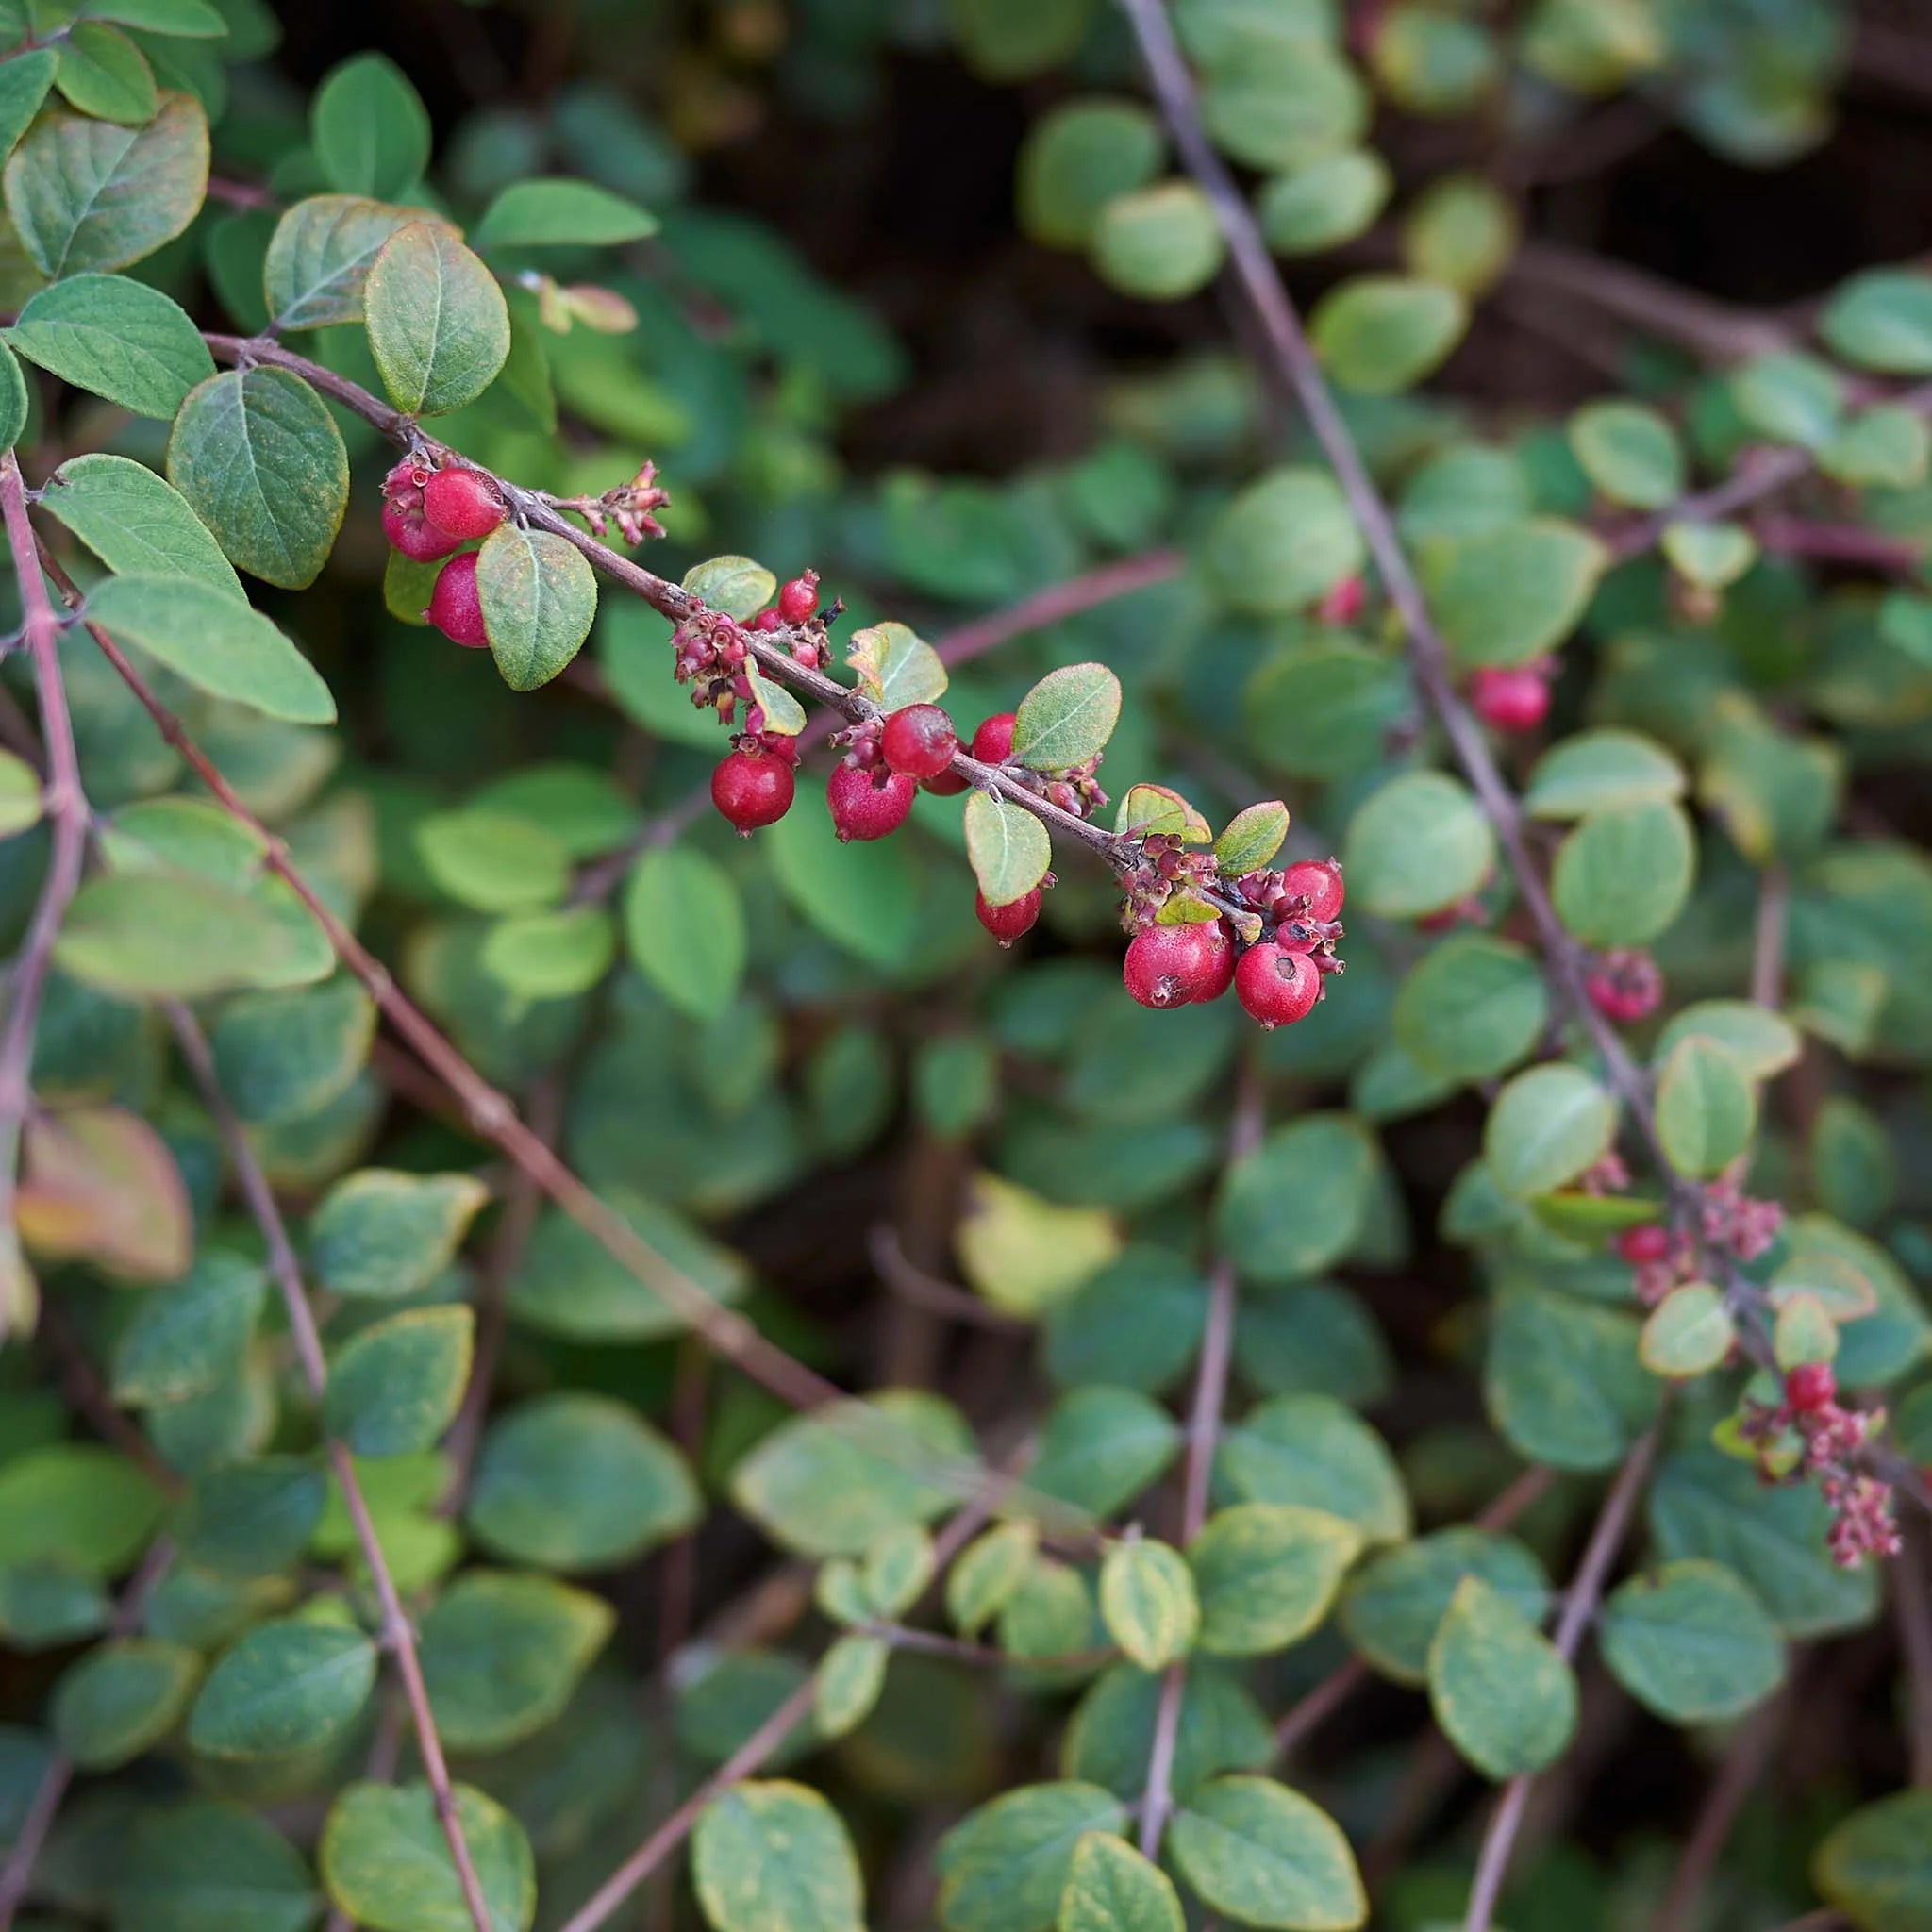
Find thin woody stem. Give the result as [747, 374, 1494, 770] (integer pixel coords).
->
[162, 1002, 497, 1932]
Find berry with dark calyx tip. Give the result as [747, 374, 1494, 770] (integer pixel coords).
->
[422, 467, 508, 541]
[1235, 941, 1322, 1029]
[425, 551, 489, 648]
[976, 888, 1041, 945]
[881, 702, 958, 780]
[826, 761, 915, 841]
[777, 571, 820, 624]
[1585, 949, 1664, 1024]
[1614, 1224, 1673, 1266]
[382, 460, 461, 562]
[1471, 665, 1550, 733]
[711, 745, 795, 834]
[970, 713, 1017, 763]
[1279, 857, 1344, 923]
[1123, 924, 1224, 1009]
[1785, 1361, 1836, 1413]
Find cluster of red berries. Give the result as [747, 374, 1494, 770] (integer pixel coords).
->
[1470, 658, 1556, 734]
[383, 461, 513, 650]
[1740, 1363, 1902, 1568]
[1613, 1178, 1784, 1308]
[1584, 948, 1664, 1024]
[1124, 858, 1344, 1031]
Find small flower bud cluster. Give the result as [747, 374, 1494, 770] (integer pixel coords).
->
[1737, 1365, 1902, 1568]
[1119, 834, 1222, 931]
[1614, 1180, 1784, 1308]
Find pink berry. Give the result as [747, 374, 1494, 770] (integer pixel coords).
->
[1192, 922, 1236, 1002]
[422, 467, 508, 541]
[777, 571, 819, 624]
[976, 889, 1041, 945]
[1123, 924, 1225, 1009]
[880, 703, 958, 781]
[924, 768, 970, 797]
[425, 552, 488, 648]
[1615, 1224, 1673, 1266]
[1586, 950, 1664, 1025]
[970, 713, 1016, 764]
[1471, 666, 1550, 733]
[750, 609, 784, 632]
[1279, 858, 1344, 924]
[711, 746, 795, 833]
[381, 461, 461, 562]
[1235, 941, 1321, 1029]
[827, 761, 914, 842]
[1785, 1361, 1836, 1413]
[1316, 575, 1364, 625]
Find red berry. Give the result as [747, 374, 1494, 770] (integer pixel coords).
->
[710, 746, 795, 833]
[1785, 1361, 1836, 1413]
[924, 769, 970, 797]
[880, 703, 958, 781]
[827, 761, 914, 841]
[1615, 1224, 1673, 1266]
[777, 571, 819, 624]
[425, 551, 488, 648]
[1316, 575, 1364, 625]
[1235, 941, 1322, 1029]
[422, 467, 508, 541]
[1471, 666, 1550, 734]
[382, 461, 462, 563]
[762, 731, 802, 766]
[1585, 950, 1664, 1025]
[970, 713, 1017, 764]
[751, 609, 784, 632]
[1279, 858, 1344, 923]
[1192, 922, 1236, 1002]
[1123, 924, 1226, 1009]
[976, 888, 1041, 945]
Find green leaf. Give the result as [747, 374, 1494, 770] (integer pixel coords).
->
[0, 340, 22, 451]
[211, 977, 375, 1125]
[325, 1307, 473, 1458]
[813, 1632, 888, 1739]
[54, 871, 315, 998]
[1486, 1285, 1653, 1470]
[55, 23, 158, 125]
[417, 808, 570, 914]
[311, 53, 430, 200]
[482, 905, 617, 999]
[187, 1618, 376, 1760]
[475, 523, 598, 690]
[1648, 1446, 1879, 1639]
[476, 177, 657, 249]
[4, 93, 208, 278]
[1098, 1538, 1197, 1671]
[321, 1780, 535, 1932]
[1091, 181, 1224, 302]
[1598, 1559, 1783, 1723]
[1427, 1575, 1574, 1778]
[623, 844, 746, 1020]
[1168, 1776, 1366, 1931]
[1656, 1036, 1757, 1178]
[765, 774, 920, 968]
[1661, 519, 1756, 589]
[1308, 275, 1465, 394]
[80, 0, 228, 30]
[1199, 38, 1366, 172]
[467, 1391, 699, 1573]
[1011, 662, 1122, 770]
[1639, 1281, 1735, 1379]
[1188, 1503, 1361, 1657]
[0, 1443, 163, 1578]
[1215, 1113, 1375, 1282]
[1400, 172, 1516, 297]
[116, 1800, 319, 1932]
[1340, 1528, 1549, 1684]
[1027, 1387, 1178, 1519]
[1820, 269, 1932, 375]
[1567, 400, 1685, 509]
[39, 451, 241, 596]
[1341, 770, 1494, 919]
[263, 193, 424, 330]
[53, 1636, 201, 1768]
[1484, 1062, 1615, 1197]
[947, 1522, 1039, 1636]
[693, 1781, 865, 1932]
[1214, 802, 1290, 874]
[1423, 518, 1608, 667]
[309, 1169, 490, 1300]
[1242, 643, 1407, 780]
[6, 272, 211, 416]
[0, 1566, 108, 1648]
[1523, 728, 1685, 819]
[1018, 99, 1164, 249]
[1814, 1790, 1932, 1932]
[1257, 150, 1391, 257]
[1822, 404, 1930, 488]
[1061, 1659, 1273, 1803]
[846, 620, 948, 708]
[168, 365, 349, 590]
[0, 749, 37, 839]
[366, 221, 510, 416]
[937, 1783, 1127, 1932]
[1731, 351, 1843, 449]
[1654, 999, 1802, 1080]
[1207, 467, 1362, 614]
[110, 1249, 265, 1407]
[1059, 1833, 1184, 1932]
[0, 51, 58, 167]
[85, 573, 335, 724]
[1393, 936, 1548, 1083]
[1213, 1393, 1409, 1544]
[730, 1391, 978, 1557]
[175, 1455, 325, 1578]
[683, 553, 775, 622]
[965, 791, 1054, 908]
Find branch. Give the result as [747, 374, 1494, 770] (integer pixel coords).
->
[1460, 1430, 1659, 1932]
[161, 1002, 496, 1932]
[933, 549, 1184, 671]
[1650, 1689, 1789, 1932]
[0, 452, 90, 1341]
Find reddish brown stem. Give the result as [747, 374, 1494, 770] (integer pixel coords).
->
[1649, 1690, 1789, 1932]
[934, 549, 1184, 669]
[1753, 516, 1927, 575]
